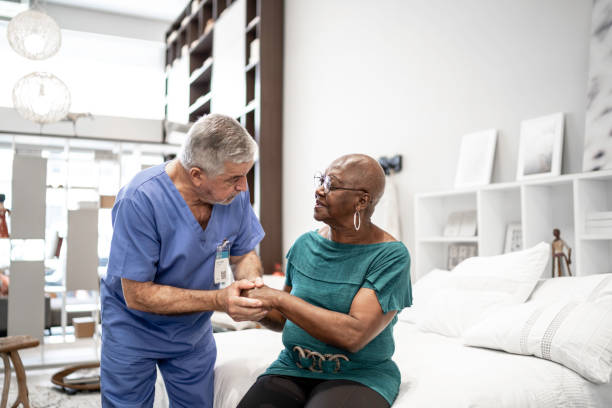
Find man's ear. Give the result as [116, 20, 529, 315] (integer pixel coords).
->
[189, 167, 207, 186]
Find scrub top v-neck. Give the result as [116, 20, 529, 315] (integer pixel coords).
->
[100, 163, 265, 357]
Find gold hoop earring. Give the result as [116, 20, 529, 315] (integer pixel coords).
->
[353, 211, 361, 231]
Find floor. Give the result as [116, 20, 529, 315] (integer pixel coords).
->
[1, 333, 169, 407]
[20, 335, 100, 370]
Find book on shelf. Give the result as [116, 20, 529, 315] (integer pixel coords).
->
[191, 0, 201, 14]
[585, 212, 612, 234]
[586, 211, 612, 221]
[447, 243, 478, 270]
[249, 39, 260, 65]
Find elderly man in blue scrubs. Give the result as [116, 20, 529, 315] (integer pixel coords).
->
[100, 114, 267, 407]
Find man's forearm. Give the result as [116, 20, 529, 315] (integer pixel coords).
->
[232, 250, 263, 281]
[122, 279, 221, 315]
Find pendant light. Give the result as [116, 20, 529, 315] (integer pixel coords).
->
[12, 72, 71, 124]
[7, 3, 61, 60]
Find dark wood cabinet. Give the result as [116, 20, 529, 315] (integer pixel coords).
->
[164, 0, 283, 273]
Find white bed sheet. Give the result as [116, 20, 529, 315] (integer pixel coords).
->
[213, 321, 612, 408]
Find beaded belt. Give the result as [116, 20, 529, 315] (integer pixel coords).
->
[292, 345, 349, 373]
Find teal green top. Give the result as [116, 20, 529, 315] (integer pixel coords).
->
[263, 231, 412, 405]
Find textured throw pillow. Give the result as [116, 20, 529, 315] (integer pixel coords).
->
[397, 268, 449, 323]
[463, 295, 612, 384]
[417, 242, 550, 337]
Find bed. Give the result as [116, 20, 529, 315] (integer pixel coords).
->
[211, 247, 612, 408]
[212, 320, 612, 408]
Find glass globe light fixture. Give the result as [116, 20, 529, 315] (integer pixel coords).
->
[13, 72, 71, 124]
[7, 9, 62, 60]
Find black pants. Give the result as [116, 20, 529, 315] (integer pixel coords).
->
[237, 375, 390, 408]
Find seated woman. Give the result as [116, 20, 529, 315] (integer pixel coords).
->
[238, 154, 412, 408]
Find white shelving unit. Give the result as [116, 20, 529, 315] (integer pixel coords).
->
[414, 170, 612, 280]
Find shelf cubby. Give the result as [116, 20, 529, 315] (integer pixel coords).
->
[188, 92, 212, 120]
[415, 241, 454, 279]
[522, 181, 574, 250]
[190, 28, 214, 56]
[246, 15, 260, 33]
[414, 170, 612, 279]
[190, 58, 213, 86]
[575, 174, 612, 237]
[478, 186, 521, 256]
[415, 192, 477, 239]
[579, 239, 612, 277]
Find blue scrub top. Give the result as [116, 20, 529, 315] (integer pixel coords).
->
[100, 163, 265, 357]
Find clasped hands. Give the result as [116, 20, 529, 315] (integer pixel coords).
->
[222, 277, 281, 322]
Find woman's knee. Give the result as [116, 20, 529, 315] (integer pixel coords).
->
[238, 375, 308, 408]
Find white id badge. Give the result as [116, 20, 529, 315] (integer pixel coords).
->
[214, 239, 231, 284]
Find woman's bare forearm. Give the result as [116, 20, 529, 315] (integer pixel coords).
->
[271, 292, 366, 352]
[258, 309, 286, 331]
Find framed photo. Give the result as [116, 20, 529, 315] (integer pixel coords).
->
[504, 223, 523, 253]
[583, 0, 612, 172]
[516, 113, 564, 180]
[454, 129, 497, 188]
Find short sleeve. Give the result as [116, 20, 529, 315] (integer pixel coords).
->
[285, 241, 302, 288]
[106, 197, 160, 282]
[363, 245, 412, 313]
[284, 245, 294, 287]
[229, 192, 265, 256]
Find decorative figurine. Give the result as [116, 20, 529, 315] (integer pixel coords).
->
[551, 228, 572, 277]
[0, 194, 10, 239]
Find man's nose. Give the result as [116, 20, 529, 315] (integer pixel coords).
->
[236, 175, 248, 191]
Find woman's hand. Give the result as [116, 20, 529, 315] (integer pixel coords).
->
[242, 285, 283, 309]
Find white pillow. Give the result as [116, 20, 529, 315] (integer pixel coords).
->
[449, 241, 551, 302]
[529, 274, 612, 303]
[417, 288, 511, 337]
[398, 268, 449, 323]
[417, 242, 550, 337]
[463, 295, 612, 384]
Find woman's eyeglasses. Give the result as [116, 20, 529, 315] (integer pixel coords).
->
[314, 172, 367, 194]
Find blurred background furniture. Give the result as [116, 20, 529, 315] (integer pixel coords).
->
[0, 335, 40, 408]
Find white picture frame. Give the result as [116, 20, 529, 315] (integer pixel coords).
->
[454, 129, 497, 188]
[504, 223, 523, 253]
[516, 113, 564, 180]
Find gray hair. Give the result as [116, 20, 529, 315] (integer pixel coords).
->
[179, 114, 258, 176]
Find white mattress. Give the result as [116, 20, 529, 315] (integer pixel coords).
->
[212, 321, 612, 408]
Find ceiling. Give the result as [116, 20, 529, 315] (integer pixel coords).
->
[46, 0, 190, 22]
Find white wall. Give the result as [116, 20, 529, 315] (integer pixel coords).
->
[282, 0, 592, 257]
[45, 3, 170, 42]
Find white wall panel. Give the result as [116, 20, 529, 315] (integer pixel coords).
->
[11, 155, 47, 239]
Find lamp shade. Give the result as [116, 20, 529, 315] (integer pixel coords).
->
[7, 9, 62, 60]
[13, 72, 71, 124]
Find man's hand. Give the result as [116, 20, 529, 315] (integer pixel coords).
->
[217, 279, 268, 322]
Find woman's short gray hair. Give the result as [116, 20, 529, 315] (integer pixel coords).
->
[179, 114, 258, 176]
